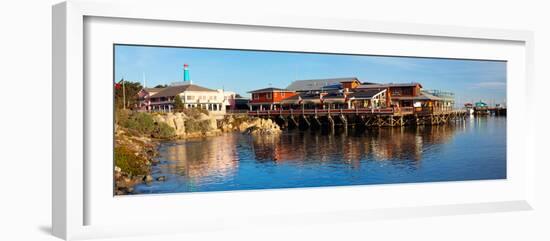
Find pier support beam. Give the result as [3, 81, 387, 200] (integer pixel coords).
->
[289, 115, 299, 128]
[327, 115, 335, 129]
[313, 115, 322, 127]
[301, 115, 311, 127]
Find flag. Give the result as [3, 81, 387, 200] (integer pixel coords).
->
[115, 78, 124, 89]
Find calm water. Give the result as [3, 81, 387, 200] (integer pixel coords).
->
[134, 116, 506, 194]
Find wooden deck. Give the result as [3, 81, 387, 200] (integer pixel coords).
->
[247, 107, 468, 128]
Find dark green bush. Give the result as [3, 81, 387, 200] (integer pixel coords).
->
[118, 112, 176, 139]
[184, 119, 201, 133]
[153, 122, 176, 139]
[184, 118, 213, 134]
[115, 109, 130, 126]
[114, 146, 148, 176]
[123, 112, 156, 134]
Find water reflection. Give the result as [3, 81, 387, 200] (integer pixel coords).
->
[251, 125, 461, 169]
[158, 134, 239, 180]
[135, 116, 506, 194]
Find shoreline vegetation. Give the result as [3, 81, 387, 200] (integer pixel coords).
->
[114, 108, 281, 195]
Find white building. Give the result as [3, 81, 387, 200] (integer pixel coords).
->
[144, 83, 227, 115]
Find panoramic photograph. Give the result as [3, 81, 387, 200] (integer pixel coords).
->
[113, 44, 507, 195]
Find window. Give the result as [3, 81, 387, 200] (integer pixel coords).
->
[266, 93, 272, 100]
[187, 95, 195, 100]
[253, 94, 259, 100]
[391, 89, 401, 96]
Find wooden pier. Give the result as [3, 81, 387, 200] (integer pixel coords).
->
[248, 107, 468, 129]
[473, 107, 507, 116]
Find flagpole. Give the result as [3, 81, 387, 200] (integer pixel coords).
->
[122, 78, 126, 110]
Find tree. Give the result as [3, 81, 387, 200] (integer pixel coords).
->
[114, 80, 142, 110]
[154, 84, 168, 88]
[173, 95, 185, 112]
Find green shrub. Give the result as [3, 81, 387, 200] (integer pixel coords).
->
[122, 112, 156, 135]
[114, 146, 148, 176]
[184, 118, 213, 134]
[115, 109, 130, 126]
[153, 122, 176, 139]
[173, 95, 185, 112]
[182, 108, 209, 118]
[184, 119, 201, 133]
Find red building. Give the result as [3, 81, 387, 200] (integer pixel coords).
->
[356, 82, 422, 108]
[248, 87, 297, 110]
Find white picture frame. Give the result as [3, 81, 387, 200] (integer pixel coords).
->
[52, 0, 535, 240]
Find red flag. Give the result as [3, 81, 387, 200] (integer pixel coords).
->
[115, 79, 123, 89]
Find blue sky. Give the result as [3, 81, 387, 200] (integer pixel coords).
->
[115, 45, 507, 106]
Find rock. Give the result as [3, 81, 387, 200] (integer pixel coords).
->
[164, 113, 177, 130]
[156, 176, 166, 182]
[243, 118, 281, 135]
[235, 118, 279, 134]
[221, 123, 233, 132]
[238, 122, 250, 132]
[198, 113, 210, 121]
[152, 113, 187, 136]
[152, 114, 165, 123]
[143, 175, 153, 183]
[174, 112, 187, 119]
[151, 158, 160, 165]
[173, 116, 185, 136]
[208, 117, 217, 130]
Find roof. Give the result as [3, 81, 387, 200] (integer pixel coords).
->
[322, 92, 345, 99]
[348, 89, 386, 99]
[142, 88, 164, 93]
[286, 77, 359, 91]
[150, 84, 217, 98]
[322, 93, 346, 103]
[357, 82, 422, 89]
[475, 101, 488, 107]
[279, 93, 321, 104]
[247, 87, 291, 93]
[392, 92, 442, 101]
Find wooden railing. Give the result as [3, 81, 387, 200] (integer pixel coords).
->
[248, 107, 396, 116]
[245, 106, 461, 117]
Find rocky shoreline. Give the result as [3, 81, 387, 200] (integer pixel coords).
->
[113, 126, 160, 195]
[114, 110, 282, 195]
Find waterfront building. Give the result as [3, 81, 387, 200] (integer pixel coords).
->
[250, 78, 454, 114]
[277, 77, 384, 110]
[286, 77, 363, 93]
[276, 88, 389, 110]
[137, 87, 164, 110]
[347, 88, 389, 109]
[248, 87, 297, 110]
[356, 82, 453, 112]
[356, 82, 422, 108]
[136, 64, 237, 116]
[223, 91, 251, 111]
[146, 83, 227, 114]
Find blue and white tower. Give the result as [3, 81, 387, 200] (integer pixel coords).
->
[183, 64, 190, 84]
